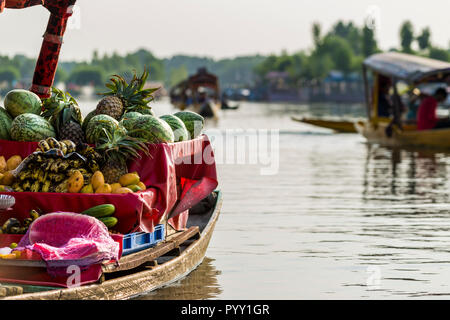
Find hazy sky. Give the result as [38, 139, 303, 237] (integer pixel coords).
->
[0, 0, 448, 61]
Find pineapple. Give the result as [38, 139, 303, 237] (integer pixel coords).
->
[95, 69, 159, 120]
[95, 128, 149, 184]
[42, 88, 86, 145]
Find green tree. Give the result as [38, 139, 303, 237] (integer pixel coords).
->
[0, 66, 20, 83]
[362, 25, 377, 57]
[417, 27, 431, 51]
[400, 21, 414, 53]
[312, 22, 322, 47]
[169, 65, 188, 87]
[68, 65, 105, 86]
[428, 47, 450, 62]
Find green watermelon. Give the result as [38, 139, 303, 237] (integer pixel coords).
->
[10, 113, 56, 142]
[173, 111, 205, 139]
[129, 115, 174, 143]
[160, 115, 189, 142]
[4, 89, 42, 118]
[120, 112, 142, 131]
[85, 114, 123, 144]
[133, 106, 155, 116]
[0, 107, 13, 140]
[82, 110, 96, 133]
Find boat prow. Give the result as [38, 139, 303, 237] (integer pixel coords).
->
[291, 116, 357, 133]
[355, 120, 450, 149]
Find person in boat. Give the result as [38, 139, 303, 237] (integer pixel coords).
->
[377, 75, 395, 118]
[405, 88, 422, 122]
[416, 87, 449, 130]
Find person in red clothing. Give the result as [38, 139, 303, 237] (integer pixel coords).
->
[416, 88, 448, 130]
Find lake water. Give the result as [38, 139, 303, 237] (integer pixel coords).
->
[80, 99, 450, 300]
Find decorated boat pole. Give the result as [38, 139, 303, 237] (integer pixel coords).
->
[0, 0, 77, 99]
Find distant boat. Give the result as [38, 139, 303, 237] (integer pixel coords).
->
[291, 116, 357, 133]
[170, 68, 221, 120]
[356, 52, 450, 149]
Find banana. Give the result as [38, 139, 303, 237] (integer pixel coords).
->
[30, 180, 40, 192]
[22, 180, 32, 191]
[58, 142, 68, 155]
[18, 170, 32, 181]
[54, 179, 69, 193]
[41, 180, 51, 193]
[61, 140, 76, 154]
[50, 159, 62, 173]
[38, 140, 51, 152]
[46, 137, 60, 149]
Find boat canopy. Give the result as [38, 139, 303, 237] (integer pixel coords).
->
[363, 52, 450, 84]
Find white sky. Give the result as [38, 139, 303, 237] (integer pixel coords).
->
[0, 0, 448, 61]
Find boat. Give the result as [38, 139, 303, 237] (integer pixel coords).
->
[170, 68, 221, 120]
[0, 190, 222, 300]
[291, 116, 357, 133]
[356, 52, 450, 149]
[0, 2, 222, 300]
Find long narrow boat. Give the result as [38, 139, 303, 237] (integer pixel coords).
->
[0, 190, 222, 300]
[357, 52, 450, 149]
[291, 116, 357, 133]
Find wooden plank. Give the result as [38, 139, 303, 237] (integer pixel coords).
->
[102, 226, 200, 274]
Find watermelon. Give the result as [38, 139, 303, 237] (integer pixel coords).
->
[129, 115, 174, 143]
[0, 107, 13, 140]
[82, 110, 96, 133]
[160, 114, 189, 142]
[173, 111, 205, 139]
[10, 113, 56, 142]
[120, 112, 142, 131]
[133, 106, 155, 116]
[4, 89, 42, 118]
[85, 114, 123, 144]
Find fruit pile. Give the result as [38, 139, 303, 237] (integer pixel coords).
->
[0, 155, 23, 191]
[10, 139, 100, 193]
[0, 209, 40, 234]
[83, 171, 146, 194]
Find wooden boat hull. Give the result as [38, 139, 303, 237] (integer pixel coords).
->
[355, 120, 450, 149]
[291, 117, 357, 133]
[3, 191, 223, 300]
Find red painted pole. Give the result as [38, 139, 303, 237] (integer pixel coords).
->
[1, 0, 77, 98]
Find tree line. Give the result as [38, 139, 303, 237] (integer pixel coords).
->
[0, 20, 449, 93]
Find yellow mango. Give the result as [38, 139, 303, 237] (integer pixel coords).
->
[137, 181, 146, 191]
[67, 170, 84, 193]
[113, 187, 133, 194]
[119, 173, 140, 187]
[80, 184, 94, 193]
[1, 171, 15, 186]
[0, 156, 6, 173]
[95, 184, 112, 194]
[91, 171, 105, 190]
[111, 183, 122, 192]
[6, 155, 22, 171]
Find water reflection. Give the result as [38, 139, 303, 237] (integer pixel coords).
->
[362, 144, 449, 204]
[135, 257, 222, 300]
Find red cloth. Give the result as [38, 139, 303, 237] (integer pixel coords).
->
[417, 96, 438, 130]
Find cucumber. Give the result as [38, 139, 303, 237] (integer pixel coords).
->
[99, 217, 118, 228]
[81, 204, 115, 218]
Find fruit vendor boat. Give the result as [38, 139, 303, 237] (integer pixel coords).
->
[0, 1, 222, 299]
[170, 68, 221, 120]
[355, 52, 450, 149]
[291, 116, 358, 133]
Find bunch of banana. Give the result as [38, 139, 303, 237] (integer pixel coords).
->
[37, 138, 76, 156]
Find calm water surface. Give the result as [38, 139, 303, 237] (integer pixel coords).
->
[81, 99, 450, 299]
